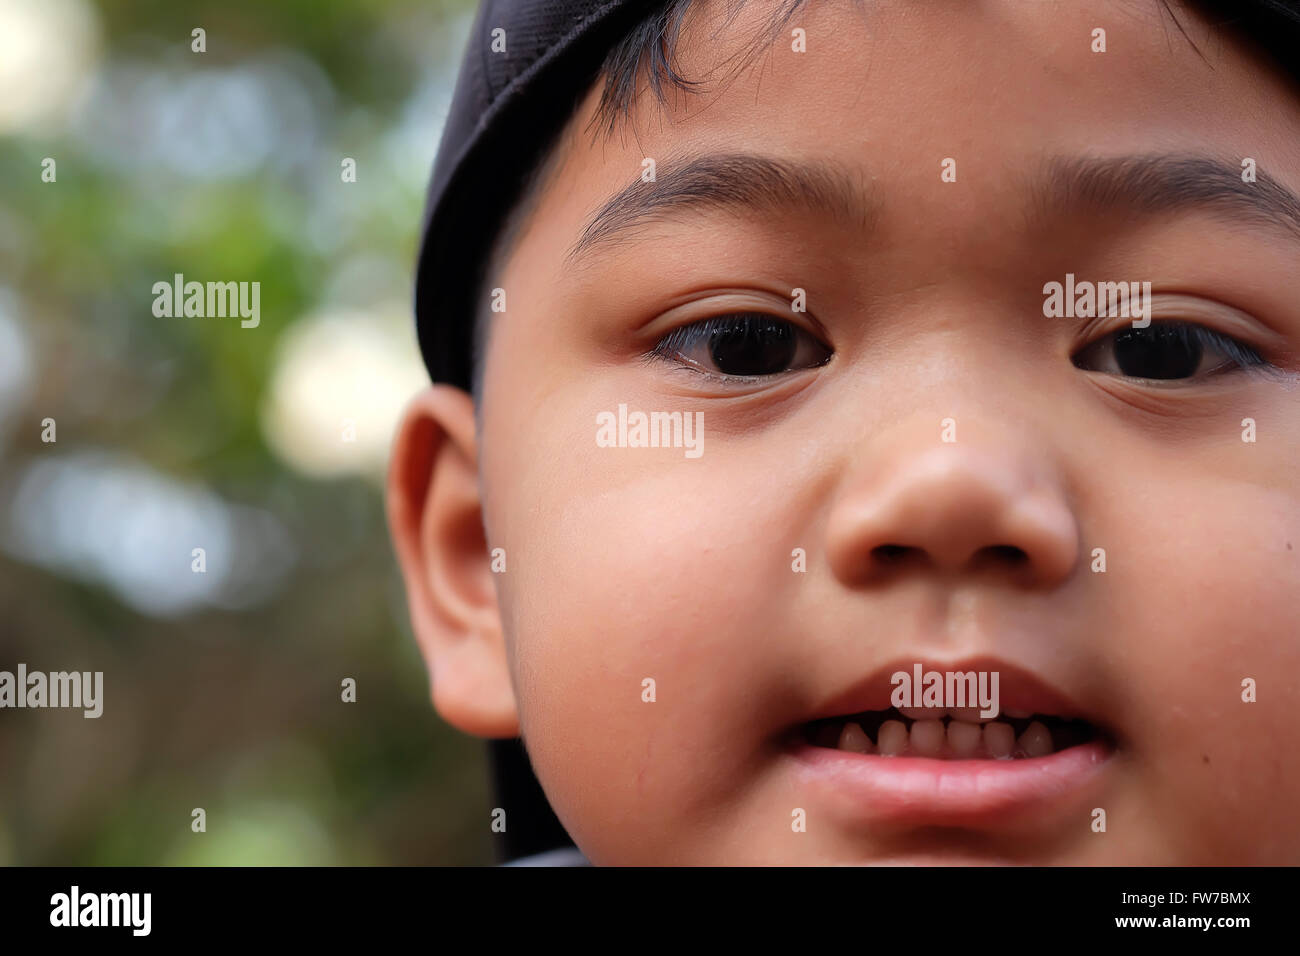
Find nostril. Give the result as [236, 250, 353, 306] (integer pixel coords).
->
[979, 544, 1029, 565]
[868, 544, 1031, 575]
[872, 544, 913, 563]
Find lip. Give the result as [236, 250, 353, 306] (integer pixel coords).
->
[789, 656, 1115, 828]
[807, 656, 1105, 725]
[788, 738, 1113, 828]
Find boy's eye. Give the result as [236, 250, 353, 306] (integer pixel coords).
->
[650, 312, 833, 378]
[1070, 322, 1266, 381]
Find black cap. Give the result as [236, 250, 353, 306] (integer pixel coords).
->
[414, 0, 646, 390]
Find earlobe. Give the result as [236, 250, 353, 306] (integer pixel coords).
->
[386, 385, 519, 738]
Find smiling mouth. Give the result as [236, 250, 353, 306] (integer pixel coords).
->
[789, 662, 1117, 824]
[802, 707, 1105, 759]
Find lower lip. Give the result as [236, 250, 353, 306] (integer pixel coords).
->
[787, 738, 1113, 828]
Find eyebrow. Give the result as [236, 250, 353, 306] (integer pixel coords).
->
[564, 152, 876, 268]
[565, 150, 1300, 270]
[1030, 153, 1300, 245]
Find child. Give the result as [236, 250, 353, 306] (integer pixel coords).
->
[388, 0, 1300, 864]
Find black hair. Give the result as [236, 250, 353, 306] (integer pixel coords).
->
[478, 0, 1300, 862]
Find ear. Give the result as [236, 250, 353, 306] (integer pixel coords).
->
[386, 385, 518, 737]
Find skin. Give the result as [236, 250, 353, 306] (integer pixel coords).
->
[388, 0, 1300, 863]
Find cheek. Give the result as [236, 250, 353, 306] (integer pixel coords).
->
[1107, 477, 1300, 859]
[487, 417, 814, 854]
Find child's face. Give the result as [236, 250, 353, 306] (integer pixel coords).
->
[404, 0, 1300, 863]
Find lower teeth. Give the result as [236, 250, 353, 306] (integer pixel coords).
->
[815, 714, 1070, 759]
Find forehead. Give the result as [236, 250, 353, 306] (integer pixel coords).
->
[499, 0, 1300, 300]
[470, 0, 1300, 361]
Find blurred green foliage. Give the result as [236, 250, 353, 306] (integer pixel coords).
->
[0, 0, 495, 864]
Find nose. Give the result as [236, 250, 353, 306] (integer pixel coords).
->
[824, 427, 1079, 587]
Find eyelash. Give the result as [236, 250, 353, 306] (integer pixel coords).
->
[647, 313, 1274, 384]
[1070, 322, 1266, 381]
[647, 312, 832, 384]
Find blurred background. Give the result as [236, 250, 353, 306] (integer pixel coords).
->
[0, 0, 493, 864]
